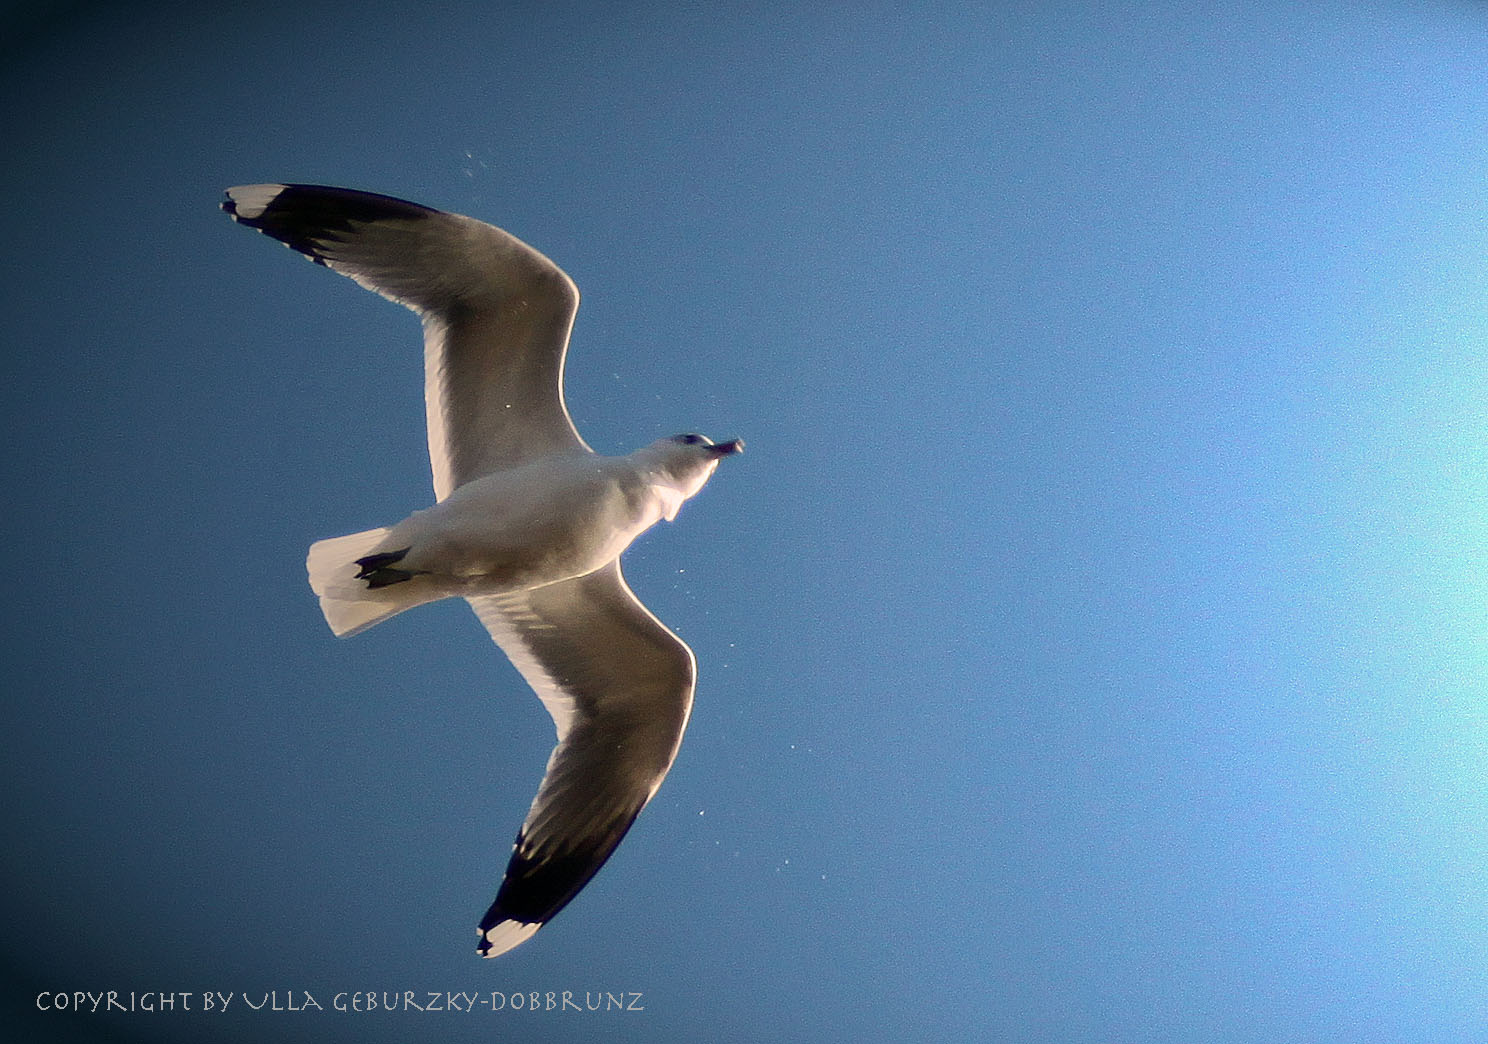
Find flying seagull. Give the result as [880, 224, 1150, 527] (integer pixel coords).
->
[222, 184, 742, 958]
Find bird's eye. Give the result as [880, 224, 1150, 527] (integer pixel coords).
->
[677, 433, 704, 445]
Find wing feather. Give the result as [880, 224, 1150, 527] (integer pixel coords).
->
[466, 561, 695, 956]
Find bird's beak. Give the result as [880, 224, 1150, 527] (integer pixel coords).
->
[708, 438, 745, 458]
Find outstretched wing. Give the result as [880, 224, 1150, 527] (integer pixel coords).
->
[466, 561, 696, 957]
[223, 184, 587, 499]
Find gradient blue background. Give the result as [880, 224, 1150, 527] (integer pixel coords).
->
[4, 1, 1488, 1041]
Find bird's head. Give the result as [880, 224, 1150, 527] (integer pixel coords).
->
[636, 432, 744, 518]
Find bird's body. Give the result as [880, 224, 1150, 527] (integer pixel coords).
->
[388, 453, 659, 590]
[309, 447, 704, 631]
[223, 183, 740, 958]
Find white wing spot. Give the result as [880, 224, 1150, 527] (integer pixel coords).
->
[225, 183, 287, 220]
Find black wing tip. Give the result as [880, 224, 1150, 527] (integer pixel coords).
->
[222, 183, 440, 222]
[221, 183, 439, 263]
[475, 814, 643, 947]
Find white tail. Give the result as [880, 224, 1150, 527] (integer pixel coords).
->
[306, 527, 439, 637]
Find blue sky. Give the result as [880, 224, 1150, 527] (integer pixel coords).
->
[5, 1, 1488, 1041]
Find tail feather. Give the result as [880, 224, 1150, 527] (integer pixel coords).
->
[306, 527, 438, 637]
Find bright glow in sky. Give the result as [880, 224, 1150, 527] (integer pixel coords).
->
[4, 1, 1488, 1041]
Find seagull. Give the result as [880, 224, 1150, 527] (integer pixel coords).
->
[222, 184, 742, 958]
